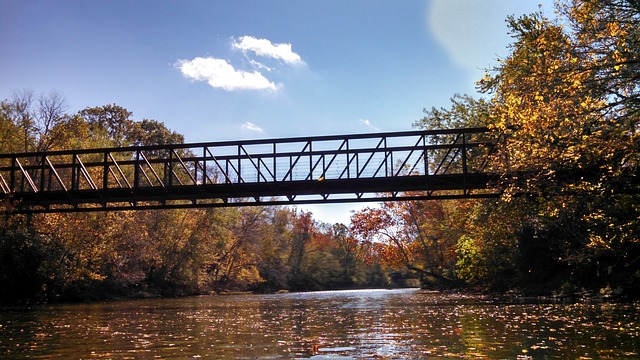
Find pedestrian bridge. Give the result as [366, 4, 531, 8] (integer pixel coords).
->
[0, 128, 502, 213]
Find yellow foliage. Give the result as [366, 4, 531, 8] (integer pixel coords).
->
[587, 234, 612, 250]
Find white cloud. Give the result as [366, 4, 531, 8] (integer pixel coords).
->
[249, 59, 273, 72]
[233, 36, 303, 65]
[175, 57, 277, 91]
[241, 121, 264, 132]
[176, 35, 303, 91]
[359, 119, 380, 131]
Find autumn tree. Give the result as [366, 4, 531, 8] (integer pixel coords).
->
[286, 210, 314, 289]
[562, 0, 640, 126]
[472, 1, 640, 293]
[479, 2, 639, 197]
[0, 90, 75, 152]
[0, 101, 22, 154]
[253, 207, 295, 291]
[212, 207, 268, 291]
[350, 199, 464, 288]
[0, 96, 202, 303]
[330, 223, 363, 285]
[4, 90, 36, 153]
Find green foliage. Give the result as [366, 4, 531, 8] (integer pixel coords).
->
[78, 104, 134, 147]
[416, 94, 491, 131]
[455, 235, 486, 282]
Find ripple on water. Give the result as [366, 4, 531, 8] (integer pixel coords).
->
[0, 289, 638, 359]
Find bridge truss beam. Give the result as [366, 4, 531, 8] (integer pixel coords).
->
[0, 128, 500, 213]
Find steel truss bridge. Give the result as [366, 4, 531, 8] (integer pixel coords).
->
[0, 128, 502, 213]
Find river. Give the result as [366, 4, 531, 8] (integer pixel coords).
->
[1, 289, 638, 359]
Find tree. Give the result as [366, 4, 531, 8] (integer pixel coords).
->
[33, 91, 70, 152]
[416, 94, 491, 131]
[0, 90, 72, 153]
[253, 207, 295, 291]
[213, 207, 268, 291]
[331, 223, 362, 286]
[0, 214, 49, 304]
[78, 104, 134, 147]
[473, 1, 640, 294]
[562, 0, 640, 125]
[350, 199, 463, 288]
[9, 90, 36, 153]
[479, 3, 639, 197]
[127, 118, 184, 147]
[287, 210, 314, 289]
[0, 101, 23, 153]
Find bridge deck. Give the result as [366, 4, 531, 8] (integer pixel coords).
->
[0, 128, 500, 213]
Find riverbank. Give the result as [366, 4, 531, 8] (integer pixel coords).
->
[8, 281, 636, 308]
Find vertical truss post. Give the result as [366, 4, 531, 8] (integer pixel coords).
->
[10, 157, 16, 192]
[272, 142, 277, 182]
[168, 149, 173, 187]
[422, 135, 428, 176]
[194, 149, 199, 185]
[257, 153, 261, 183]
[355, 147, 359, 179]
[201, 146, 207, 185]
[39, 156, 46, 192]
[462, 132, 469, 194]
[462, 133, 468, 176]
[346, 139, 350, 179]
[103, 152, 109, 192]
[389, 142, 393, 177]
[71, 154, 77, 191]
[237, 145, 242, 182]
[309, 141, 313, 180]
[134, 150, 140, 194]
[384, 138, 389, 177]
[47, 157, 54, 191]
[225, 158, 230, 184]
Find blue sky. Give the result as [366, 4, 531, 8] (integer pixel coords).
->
[0, 0, 553, 223]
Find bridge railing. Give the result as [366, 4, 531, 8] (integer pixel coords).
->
[0, 128, 499, 212]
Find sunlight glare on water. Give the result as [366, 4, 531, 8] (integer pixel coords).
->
[1, 289, 639, 359]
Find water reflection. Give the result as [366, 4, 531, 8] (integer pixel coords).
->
[1, 289, 638, 359]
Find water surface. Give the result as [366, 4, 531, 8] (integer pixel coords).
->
[1, 289, 638, 358]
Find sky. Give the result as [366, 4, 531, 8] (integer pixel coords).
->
[0, 0, 554, 224]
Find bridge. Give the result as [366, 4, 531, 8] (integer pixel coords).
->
[0, 128, 502, 213]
